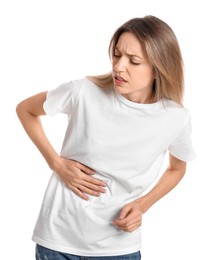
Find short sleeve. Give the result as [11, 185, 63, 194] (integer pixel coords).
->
[43, 79, 83, 116]
[168, 115, 196, 162]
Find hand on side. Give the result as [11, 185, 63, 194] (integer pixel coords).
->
[52, 158, 107, 201]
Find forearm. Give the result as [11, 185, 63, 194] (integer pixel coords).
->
[16, 108, 60, 169]
[137, 160, 186, 213]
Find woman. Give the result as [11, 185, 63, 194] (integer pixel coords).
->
[16, 15, 195, 260]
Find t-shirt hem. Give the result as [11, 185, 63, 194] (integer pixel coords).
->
[32, 235, 141, 257]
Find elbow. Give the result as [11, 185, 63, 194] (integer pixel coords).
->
[16, 102, 22, 117]
[16, 101, 25, 118]
[16, 100, 31, 120]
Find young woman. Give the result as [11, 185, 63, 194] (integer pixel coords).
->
[16, 15, 195, 260]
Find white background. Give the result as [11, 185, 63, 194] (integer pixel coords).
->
[0, 0, 209, 259]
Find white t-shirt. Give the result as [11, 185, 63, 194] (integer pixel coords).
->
[32, 78, 195, 256]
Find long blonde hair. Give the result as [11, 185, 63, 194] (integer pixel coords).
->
[87, 15, 184, 105]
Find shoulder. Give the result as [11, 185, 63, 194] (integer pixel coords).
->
[51, 78, 99, 98]
[53, 77, 113, 101]
[64, 77, 105, 92]
[163, 99, 191, 119]
[78, 78, 113, 97]
[159, 99, 193, 132]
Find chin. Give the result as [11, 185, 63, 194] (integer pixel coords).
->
[113, 84, 126, 94]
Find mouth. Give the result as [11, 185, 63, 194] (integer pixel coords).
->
[113, 74, 127, 84]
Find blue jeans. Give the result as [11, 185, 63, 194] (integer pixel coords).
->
[35, 244, 141, 260]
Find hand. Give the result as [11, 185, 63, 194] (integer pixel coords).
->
[113, 201, 143, 232]
[53, 158, 106, 200]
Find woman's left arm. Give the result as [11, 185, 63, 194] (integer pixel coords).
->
[113, 154, 186, 232]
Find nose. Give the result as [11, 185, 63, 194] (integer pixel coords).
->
[113, 57, 127, 72]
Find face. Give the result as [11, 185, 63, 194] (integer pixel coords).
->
[112, 32, 155, 103]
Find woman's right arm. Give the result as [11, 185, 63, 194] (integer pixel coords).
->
[16, 92, 106, 200]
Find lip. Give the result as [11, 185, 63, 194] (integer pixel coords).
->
[113, 74, 127, 84]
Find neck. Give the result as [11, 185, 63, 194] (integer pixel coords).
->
[123, 92, 155, 104]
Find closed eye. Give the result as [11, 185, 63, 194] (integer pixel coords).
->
[130, 60, 141, 65]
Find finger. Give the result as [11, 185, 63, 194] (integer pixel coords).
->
[123, 222, 142, 232]
[115, 218, 142, 231]
[114, 209, 133, 225]
[114, 212, 139, 226]
[77, 163, 96, 175]
[68, 184, 89, 201]
[69, 177, 106, 195]
[83, 175, 107, 187]
[80, 180, 106, 193]
[119, 205, 132, 220]
[118, 218, 142, 229]
[77, 184, 101, 197]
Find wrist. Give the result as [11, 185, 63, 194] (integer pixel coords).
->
[47, 154, 63, 172]
[136, 195, 153, 214]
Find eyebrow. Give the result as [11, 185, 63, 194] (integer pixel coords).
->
[114, 47, 143, 59]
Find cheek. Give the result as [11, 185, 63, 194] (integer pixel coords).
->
[131, 71, 154, 89]
[134, 68, 154, 81]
